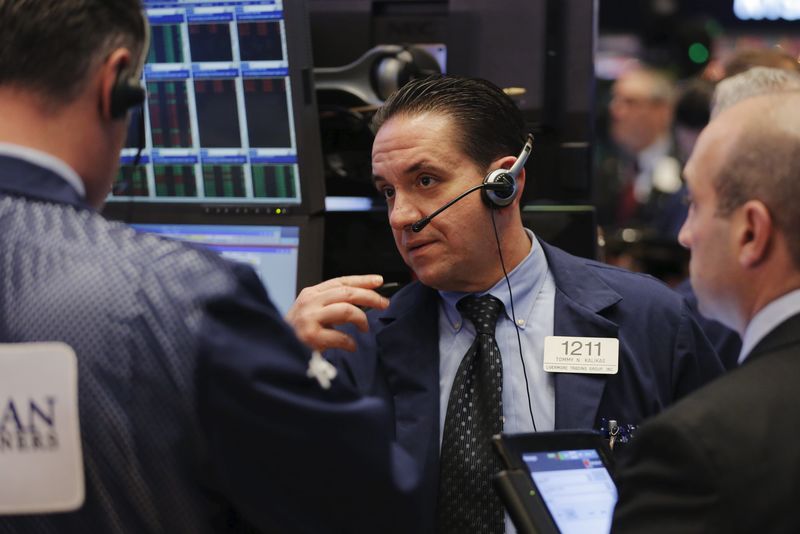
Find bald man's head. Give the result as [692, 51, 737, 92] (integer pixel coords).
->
[712, 66, 800, 118]
[705, 91, 800, 267]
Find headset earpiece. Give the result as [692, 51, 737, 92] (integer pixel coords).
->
[482, 169, 518, 208]
[482, 134, 534, 208]
[110, 71, 146, 120]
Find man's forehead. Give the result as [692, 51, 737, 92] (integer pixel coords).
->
[372, 113, 471, 165]
[379, 110, 456, 132]
[688, 117, 738, 181]
[371, 158, 448, 181]
[614, 72, 657, 95]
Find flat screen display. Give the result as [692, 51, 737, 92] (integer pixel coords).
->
[113, 0, 305, 206]
[132, 223, 300, 315]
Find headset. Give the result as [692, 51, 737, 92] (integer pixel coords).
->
[109, 10, 151, 120]
[411, 134, 535, 233]
[482, 133, 534, 208]
[479, 133, 542, 431]
[485, 134, 538, 432]
[110, 75, 146, 120]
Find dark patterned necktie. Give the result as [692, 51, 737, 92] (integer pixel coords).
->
[437, 294, 505, 534]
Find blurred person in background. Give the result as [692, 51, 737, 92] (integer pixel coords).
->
[595, 66, 683, 234]
[656, 77, 716, 241]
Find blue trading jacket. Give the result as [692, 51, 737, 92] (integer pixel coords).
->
[0, 155, 421, 534]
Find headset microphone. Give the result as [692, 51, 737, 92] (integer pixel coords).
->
[411, 182, 510, 232]
[411, 134, 534, 233]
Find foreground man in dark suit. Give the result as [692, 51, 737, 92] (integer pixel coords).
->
[613, 91, 800, 532]
[0, 1, 419, 532]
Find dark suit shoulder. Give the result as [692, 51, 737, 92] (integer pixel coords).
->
[616, 344, 800, 533]
[658, 344, 800, 434]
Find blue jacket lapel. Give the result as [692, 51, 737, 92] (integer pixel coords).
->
[375, 283, 442, 512]
[540, 240, 622, 430]
[0, 155, 92, 211]
[376, 242, 626, 437]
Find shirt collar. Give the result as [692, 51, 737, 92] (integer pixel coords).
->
[438, 228, 547, 331]
[0, 142, 86, 198]
[738, 288, 800, 364]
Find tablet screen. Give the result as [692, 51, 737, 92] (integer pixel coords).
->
[522, 448, 617, 534]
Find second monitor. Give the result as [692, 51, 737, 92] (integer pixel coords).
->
[131, 218, 322, 316]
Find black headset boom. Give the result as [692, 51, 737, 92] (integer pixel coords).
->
[481, 134, 535, 208]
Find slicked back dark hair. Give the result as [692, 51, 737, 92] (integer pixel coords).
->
[371, 75, 527, 171]
[0, 0, 146, 105]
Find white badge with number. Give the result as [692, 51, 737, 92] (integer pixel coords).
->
[543, 336, 619, 374]
[0, 342, 84, 514]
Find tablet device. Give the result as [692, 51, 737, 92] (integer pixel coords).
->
[493, 431, 617, 534]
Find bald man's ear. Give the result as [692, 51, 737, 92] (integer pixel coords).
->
[738, 200, 773, 268]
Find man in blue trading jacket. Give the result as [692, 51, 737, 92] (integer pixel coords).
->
[0, 1, 420, 533]
[286, 75, 725, 534]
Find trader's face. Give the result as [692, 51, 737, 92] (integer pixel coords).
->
[678, 120, 741, 329]
[372, 112, 505, 292]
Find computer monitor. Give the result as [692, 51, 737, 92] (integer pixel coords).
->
[109, 0, 324, 215]
[130, 217, 322, 315]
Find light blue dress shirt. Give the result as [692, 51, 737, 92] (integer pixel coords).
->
[437, 228, 556, 441]
[437, 228, 556, 534]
